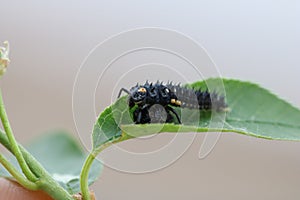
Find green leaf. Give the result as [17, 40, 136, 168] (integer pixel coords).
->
[0, 131, 102, 194]
[92, 78, 300, 152]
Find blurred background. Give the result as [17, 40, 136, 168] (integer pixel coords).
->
[1, 0, 300, 199]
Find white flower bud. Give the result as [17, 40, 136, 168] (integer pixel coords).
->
[0, 41, 10, 76]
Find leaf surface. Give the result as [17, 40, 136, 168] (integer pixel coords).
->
[92, 78, 300, 152]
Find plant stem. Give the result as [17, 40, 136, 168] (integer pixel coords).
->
[80, 136, 122, 200]
[80, 152, 96, 200]
[80, 141, 114, 200]
[0, 153, 39, 190]
[0, 131, 74, 200]
[0, 89, 38, 182]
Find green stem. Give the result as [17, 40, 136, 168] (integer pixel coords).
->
[80, 152, 96, 200]
[80, 141, 115, 200]
[0, 153, 39, 190]
[0, 89, 37, 182]
[0, 131, 74, 200]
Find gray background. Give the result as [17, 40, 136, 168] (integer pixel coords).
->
[1, 1, 300, 199]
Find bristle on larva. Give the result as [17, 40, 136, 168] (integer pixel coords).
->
[166, 83, 227, 111]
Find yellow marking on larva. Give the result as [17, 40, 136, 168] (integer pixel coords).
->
[175, 100, 182, 106]
[171, 99, 181, 106]
[138, 87, 147, 93]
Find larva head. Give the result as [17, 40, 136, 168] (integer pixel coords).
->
[129, 85, 148, 104]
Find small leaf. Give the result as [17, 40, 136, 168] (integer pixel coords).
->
[92, 78, 300, 152]
[0, 131, 102, 194]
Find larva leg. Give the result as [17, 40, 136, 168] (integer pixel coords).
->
[166, 106, 182, 124]
[134, 106, 151, 124]
[135, 109, 143, 124]
[117, 88, 130, 98]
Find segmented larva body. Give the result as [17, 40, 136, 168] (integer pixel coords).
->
[166, 83, 227, 111]
[120, 81, 228, 124]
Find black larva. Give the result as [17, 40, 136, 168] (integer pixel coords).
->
[118, 81, 227, 124]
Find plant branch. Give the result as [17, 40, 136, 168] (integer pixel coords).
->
[0, 153, 39, 190]
[80, 141, 114, 200]
[0, 89, 38, 182]
[80, 152, 96, 200]
[0, 130, 74, 200]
